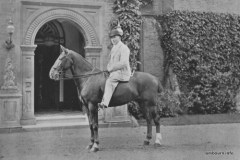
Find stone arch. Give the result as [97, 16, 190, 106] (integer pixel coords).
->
[20, 8, 102, 125]
[23, 8, 100, 47]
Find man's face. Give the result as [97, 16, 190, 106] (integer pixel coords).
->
[110, 35, 121, 45]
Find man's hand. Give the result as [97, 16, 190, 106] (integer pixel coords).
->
[103, 70, 109, 73]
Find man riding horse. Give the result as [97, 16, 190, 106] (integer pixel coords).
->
[98, 24, 131, 109]
[49, 24, 164, 152]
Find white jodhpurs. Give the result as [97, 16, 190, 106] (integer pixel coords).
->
[101, 77, 119, 107]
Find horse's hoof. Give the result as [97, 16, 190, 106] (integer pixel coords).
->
[90, 147, 99, 152]
[86, 144, 93, 150]
[154, 143, 161, 147]
[143, 140, 150, 145]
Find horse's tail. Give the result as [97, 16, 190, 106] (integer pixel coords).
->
[155, 79, 164, 115]
[157, 79, 164, 94]
[156, 78, 184, 116]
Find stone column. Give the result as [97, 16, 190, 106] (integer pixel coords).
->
[20, 45, 37, 125]
[235, 92, 240, 113]
[162, 0, 174, 13]
[104, 105, 130, 123]
[85, 46, 102, 68]
[153, 0, 163, 14]
[84, 45, 104, 120]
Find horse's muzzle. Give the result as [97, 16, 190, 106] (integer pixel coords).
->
[49, 68, 60, 80]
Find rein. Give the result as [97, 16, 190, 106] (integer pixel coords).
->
[58, 69, 106, 80]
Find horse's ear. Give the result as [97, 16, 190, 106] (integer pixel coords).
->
[60, 45, 67, 53]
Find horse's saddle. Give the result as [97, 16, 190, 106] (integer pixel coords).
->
[103, 71, 134, 83]
[101, 72, 135, 94]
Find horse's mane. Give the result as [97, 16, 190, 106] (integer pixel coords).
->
[68, 49, 93, 71]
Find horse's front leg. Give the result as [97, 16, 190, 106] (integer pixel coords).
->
[88, 103, 99, 152]
[86, 111, 94, 150]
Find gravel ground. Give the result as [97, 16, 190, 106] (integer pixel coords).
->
[0, 123, 240, 160]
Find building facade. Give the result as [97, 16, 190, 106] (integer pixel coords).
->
[0, 0, 116, 128]
[0, 0, 164, 128]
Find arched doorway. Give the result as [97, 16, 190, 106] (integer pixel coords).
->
[34, 19, 85, 113]
[21, 8, 102, 125]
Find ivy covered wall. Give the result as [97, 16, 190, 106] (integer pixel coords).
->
[158, 10, 240, 114]
[174, 0, 240, 15]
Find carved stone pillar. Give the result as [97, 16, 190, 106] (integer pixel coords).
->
[104, 105, 130, 123]
[0, 92, 22, 128]
[0, 57, 22, 128]
[85, 46, 102, 68]
[20, 45, 37, 125]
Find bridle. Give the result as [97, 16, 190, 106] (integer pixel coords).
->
[54, 51, 105, 80]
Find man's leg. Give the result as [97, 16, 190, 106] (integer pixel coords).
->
[98, 77, 119, 108]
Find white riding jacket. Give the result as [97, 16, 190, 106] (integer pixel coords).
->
[107, 41, 131, 81]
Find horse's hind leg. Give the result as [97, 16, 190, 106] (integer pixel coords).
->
[144, 117, 152, 145]
[143, 103, 153, 145]
[153, 110, 162, 147]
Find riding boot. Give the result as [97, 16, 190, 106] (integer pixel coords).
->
[98, 102, 107, 109]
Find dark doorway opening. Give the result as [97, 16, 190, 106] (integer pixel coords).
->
[34, 45, 60, 112]
[34, 20, 85, 113]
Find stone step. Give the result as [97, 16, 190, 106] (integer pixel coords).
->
[36, 114, 88, 124]
[23, 114, 89, 130]
[22, 109, 132, 130]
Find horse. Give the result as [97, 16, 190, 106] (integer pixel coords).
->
[49, 45, 163, 152]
